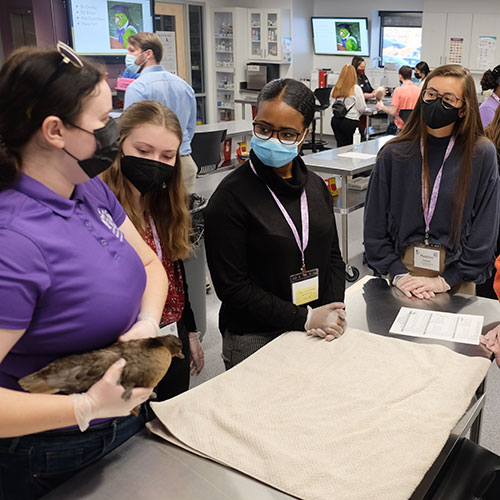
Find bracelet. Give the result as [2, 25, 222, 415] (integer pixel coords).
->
[137, 312, 161, 337]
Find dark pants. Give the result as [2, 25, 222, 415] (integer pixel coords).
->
[222, 331, 274, 370]
[0, 406, 149, 500]
[331, 117, 360, 147]
[154, 320, 191, 401]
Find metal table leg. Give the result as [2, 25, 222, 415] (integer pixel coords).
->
[470, 379, 486, 443]
[340, 175, 360, 282]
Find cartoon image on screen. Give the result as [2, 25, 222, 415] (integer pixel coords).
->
[108, 2, 143, 49]
[336, 22, 361, 52]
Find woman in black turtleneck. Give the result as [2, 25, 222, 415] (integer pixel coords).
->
[204, 79, 346, 369]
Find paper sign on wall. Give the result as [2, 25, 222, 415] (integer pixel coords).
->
[448, 38, 464, 64]
[157, 31, 177, 75]
[477, 36, 496, 70]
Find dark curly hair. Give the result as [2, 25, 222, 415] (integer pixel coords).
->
[257, 78, 315, 128]
[480, 64, 500, 91]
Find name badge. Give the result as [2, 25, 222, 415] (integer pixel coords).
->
[160, 322, 179, 338]
[413, 245, 442, 272]
[290, 268, 319, 306]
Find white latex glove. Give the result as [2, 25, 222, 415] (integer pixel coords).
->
[118, 312, 161, 342]
[395, 275, 450, 299]
[376, 100, 385, 111]
[189, 331, 204, 376]
[480, 324, 500, 367]
[305, 302, 347, 341]
[70, 358, 153, 432]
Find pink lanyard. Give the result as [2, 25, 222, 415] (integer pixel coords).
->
[249, 160, 309, 274]
[420, 135, 456, 244]
[149, 214, 163, 262]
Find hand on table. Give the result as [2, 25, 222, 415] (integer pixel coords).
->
[394, 275, 450, 299]
[480, 324, 500, 366]
[189, 331, 204, 375]
[305, 302, 347, 341]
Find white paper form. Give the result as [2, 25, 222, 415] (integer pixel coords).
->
[390, 307, 483, 345]
[338, 152, 377, 160]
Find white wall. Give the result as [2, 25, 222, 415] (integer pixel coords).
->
[424, 0, 500, 13]
[313, 0, 424, 70]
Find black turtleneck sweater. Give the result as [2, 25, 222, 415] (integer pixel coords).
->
[204, 150, 345, 336]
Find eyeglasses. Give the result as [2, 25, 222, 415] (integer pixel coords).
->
[422, 88, 464, 110]
[26, 41, 84, 119]
[252, 122, 304, 145]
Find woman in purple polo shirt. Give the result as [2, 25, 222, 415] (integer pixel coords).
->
[0, 44, 168, 499]
[479, 64, 500, 127]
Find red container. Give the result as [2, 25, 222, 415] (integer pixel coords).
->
[223, 138, 232, 162]
[318, 70, 327, 89]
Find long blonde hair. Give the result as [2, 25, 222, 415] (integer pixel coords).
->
[102, 100, 191, 261]
[385, 64, 486, 247]
[331, 65, 356, 98]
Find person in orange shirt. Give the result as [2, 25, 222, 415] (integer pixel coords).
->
[376, 65, 421, 130]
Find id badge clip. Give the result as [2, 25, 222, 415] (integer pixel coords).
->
[290, 268, 319, 306]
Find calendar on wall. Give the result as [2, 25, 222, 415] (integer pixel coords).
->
[477, 36, 497, 69]
[448, 37, 464, 64]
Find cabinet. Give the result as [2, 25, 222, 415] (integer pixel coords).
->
[468, 14, 500, 71]
[421, 13, 473, 69]
[248, 9, 291, 62]
[213, 8, 247, 122]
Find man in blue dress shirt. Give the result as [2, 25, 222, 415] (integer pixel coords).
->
[124, 32, 198, 193]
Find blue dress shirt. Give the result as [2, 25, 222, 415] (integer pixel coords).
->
[124, 65, 197, 155]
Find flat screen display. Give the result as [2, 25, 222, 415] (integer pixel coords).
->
[68, 0, 154, 56]
[312, 17, 369, 56]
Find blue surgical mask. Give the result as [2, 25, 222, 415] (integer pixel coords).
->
[125, 54, 141, 74]
[250, 135, 303, 168]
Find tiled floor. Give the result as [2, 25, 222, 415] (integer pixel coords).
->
[191, 134, 500, 458]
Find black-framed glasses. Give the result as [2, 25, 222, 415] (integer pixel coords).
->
[422, 88, 464, 110]
[26, 41, 84, 118]
[252, 122, 304, 146]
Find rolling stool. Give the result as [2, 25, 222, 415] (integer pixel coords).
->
[302, 87, 332, 153]
[428, 438, 500, 500]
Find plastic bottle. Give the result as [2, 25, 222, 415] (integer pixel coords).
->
[353, 128, 361, 145]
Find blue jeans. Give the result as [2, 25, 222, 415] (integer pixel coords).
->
[0, 405, 149, 500]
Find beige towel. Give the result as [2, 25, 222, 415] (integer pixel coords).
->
[148, 328, 490, 500]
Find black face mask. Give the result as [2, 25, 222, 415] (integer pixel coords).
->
[120, 155, 175, 196]
[422, 99, 461, 130]
[64, 119, 120, 178]
[414, 72, 421, 80]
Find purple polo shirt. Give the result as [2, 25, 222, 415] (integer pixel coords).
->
[479, 94, 500, 127]
[0, 174, 146, 391]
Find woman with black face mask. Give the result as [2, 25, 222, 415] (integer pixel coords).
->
[101, 100, 204, 398]
[364, 64, 500, 299]
[0, 45, 167, 499]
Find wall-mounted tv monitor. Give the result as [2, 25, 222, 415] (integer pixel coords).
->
[312, 17, 369, 56]
[67, 0, 154, 56]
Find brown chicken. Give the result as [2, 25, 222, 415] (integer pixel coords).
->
[19, 335, 184, 400]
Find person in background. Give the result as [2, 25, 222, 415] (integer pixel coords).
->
[351, 56, 374, 138]
[479, 64, 500, 128]
[0, 44, 168, 499]
[476, 104, 500, 299]
[205, 79, 346, 369]
[364, 64, 499, 299]
[352, 55, 375, 98]
[101, 100, 204, 399]
[376, 65, 421, 130]
[330, 64, 372, 147]
[414, 61, 430, 88]
[123, 32, 198, 194]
